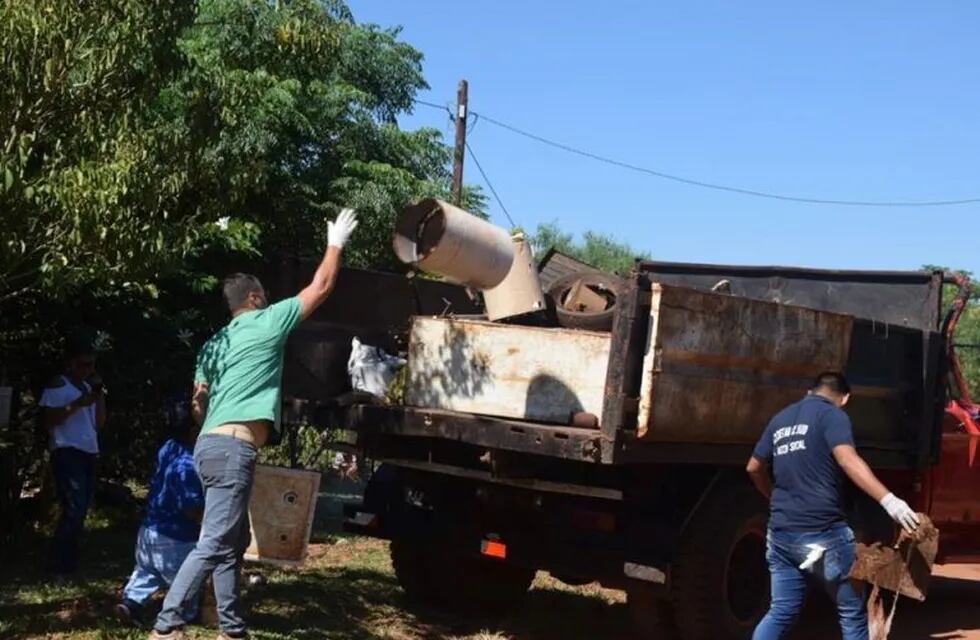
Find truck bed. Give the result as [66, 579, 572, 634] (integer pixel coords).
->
[348, 263, 946, 470]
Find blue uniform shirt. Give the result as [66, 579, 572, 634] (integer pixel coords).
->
[142, 439, 205, 541]
[752, 395, 855, 532]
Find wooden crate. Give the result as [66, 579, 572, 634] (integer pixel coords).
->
[405, 317, 611, 424]
[245, 464, 321, 566]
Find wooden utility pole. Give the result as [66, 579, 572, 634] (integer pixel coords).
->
[451, 79, 468, 206]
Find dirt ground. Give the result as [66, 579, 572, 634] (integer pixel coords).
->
[1, 523, 978, 639]
[791, 564, 980, 640]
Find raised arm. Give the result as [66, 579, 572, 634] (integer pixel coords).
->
[832, 444, 919, 533]
[297, 209, 358, 321]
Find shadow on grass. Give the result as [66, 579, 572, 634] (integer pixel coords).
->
[1, 525, 626, 640]
[246, 562, 631, 640]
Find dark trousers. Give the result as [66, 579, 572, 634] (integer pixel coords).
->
[50, 447, 96, 573]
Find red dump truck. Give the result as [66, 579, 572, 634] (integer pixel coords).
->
[330, 261, 980, 640]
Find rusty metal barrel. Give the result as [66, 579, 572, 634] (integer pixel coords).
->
[393, 198, 514, 289]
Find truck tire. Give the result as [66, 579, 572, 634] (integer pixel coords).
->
[627, 583, 678, 639]
[671, 483, 770, 640]
[546, 271, 624, 331]
[390, 538, 535, 614]
[441, 551, 536, 614]
[390, 538, 444, 604]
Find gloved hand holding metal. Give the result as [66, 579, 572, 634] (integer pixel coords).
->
[328, 208, 359, 248]
[879, 492, 920, 533]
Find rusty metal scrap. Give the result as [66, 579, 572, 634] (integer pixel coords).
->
[849, 514, 939, 602]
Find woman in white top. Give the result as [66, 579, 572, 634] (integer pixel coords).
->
[39, 340, 106, 574]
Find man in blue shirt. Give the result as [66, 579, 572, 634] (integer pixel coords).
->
[116, 402, 205, 627]
[747, 372, 920, 640]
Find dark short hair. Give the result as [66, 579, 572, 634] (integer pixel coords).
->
[222, 273, 264, 311]
[812, 371, 851, 396]
[65, 333, 95, 361]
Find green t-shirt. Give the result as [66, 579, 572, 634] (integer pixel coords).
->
[195, 297, 302, 438]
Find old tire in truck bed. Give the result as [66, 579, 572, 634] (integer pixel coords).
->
[671, 482, 770, 640]
[546, 271, 624, 331]
[390, 538, 535, 614]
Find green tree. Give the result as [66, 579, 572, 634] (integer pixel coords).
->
[926, 266, 980, 401]
[0, 0, 201, 303]
[529, 221, 650, 274]
[0, 0, 485, 538]
[1, 0, 483, 306]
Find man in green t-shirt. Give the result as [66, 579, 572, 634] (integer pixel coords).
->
[151, 209, 358, 640]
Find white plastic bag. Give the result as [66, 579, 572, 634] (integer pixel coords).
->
[347, 337, 406, 397]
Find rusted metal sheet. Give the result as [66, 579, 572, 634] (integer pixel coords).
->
[537, 249, 602, 291]
[482, 236, 547, 321]
[636, 284, 853, 444]
[245, 464, 321, 566]
[405, 317, 610, 424]
[393, 198, 514, 289]
[637, 261, 943, 332]
[850, 515, 938, 601]
[343, 405, 604, 463]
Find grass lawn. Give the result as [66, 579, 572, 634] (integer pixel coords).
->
[0, 518, 631, 640]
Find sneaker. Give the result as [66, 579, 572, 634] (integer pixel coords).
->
[148, 629, 186, 640]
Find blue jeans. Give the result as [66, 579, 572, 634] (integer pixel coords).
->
[753, 525, 867, 640]
[155, 435, 255, 635]
[122, 526, 199, 620]
[50, 447, 96, 573]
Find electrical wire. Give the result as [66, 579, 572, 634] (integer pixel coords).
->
[413, 99, 451, 113]
[465, 141, 517, 229]
[415, 99, 980, 208]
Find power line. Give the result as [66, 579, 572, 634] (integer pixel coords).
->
[414, 98, 451, 114]
[415, 98, 980, 208]
[465, 141, 517, 229]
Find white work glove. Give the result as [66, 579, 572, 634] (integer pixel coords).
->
[328, 208, 359, 248]
[880, 492, 920, 534]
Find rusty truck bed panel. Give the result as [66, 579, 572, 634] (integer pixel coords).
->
[635, 282, 854, 443]
[333, 263, 945, 471]
[636, 261, 943, 332]
[608, 268, 945, 468]
[344, 404, 605, 463]
[405, 317, 610, 424]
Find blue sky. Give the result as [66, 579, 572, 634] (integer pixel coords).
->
[349, 1, 980, 274]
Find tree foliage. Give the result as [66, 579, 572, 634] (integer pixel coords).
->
[529, 221, 651, 274]
[0, 0, 484, 537]
[925, 266, 980, 401]
[1, 0, 482, 307]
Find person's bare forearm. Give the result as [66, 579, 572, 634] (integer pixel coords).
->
[191, 383, 209, 426]
[745, 456, 772, 499]
[309, 245, 341, 297]
[94, 394, 106, 429]
[297, 245, 342, 320]
[748, 470, 772, 499]
[191, 404, 207, 426]
[44, 399, 89, 430]
[837, 450, 889, 502]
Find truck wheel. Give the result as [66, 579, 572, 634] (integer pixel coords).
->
[671, 484, 770, 640]
[390, 539, 535, 614]
[627, 584, 678, 639]
[390, 538, 445, 605]
[441, 551, 536, 614]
